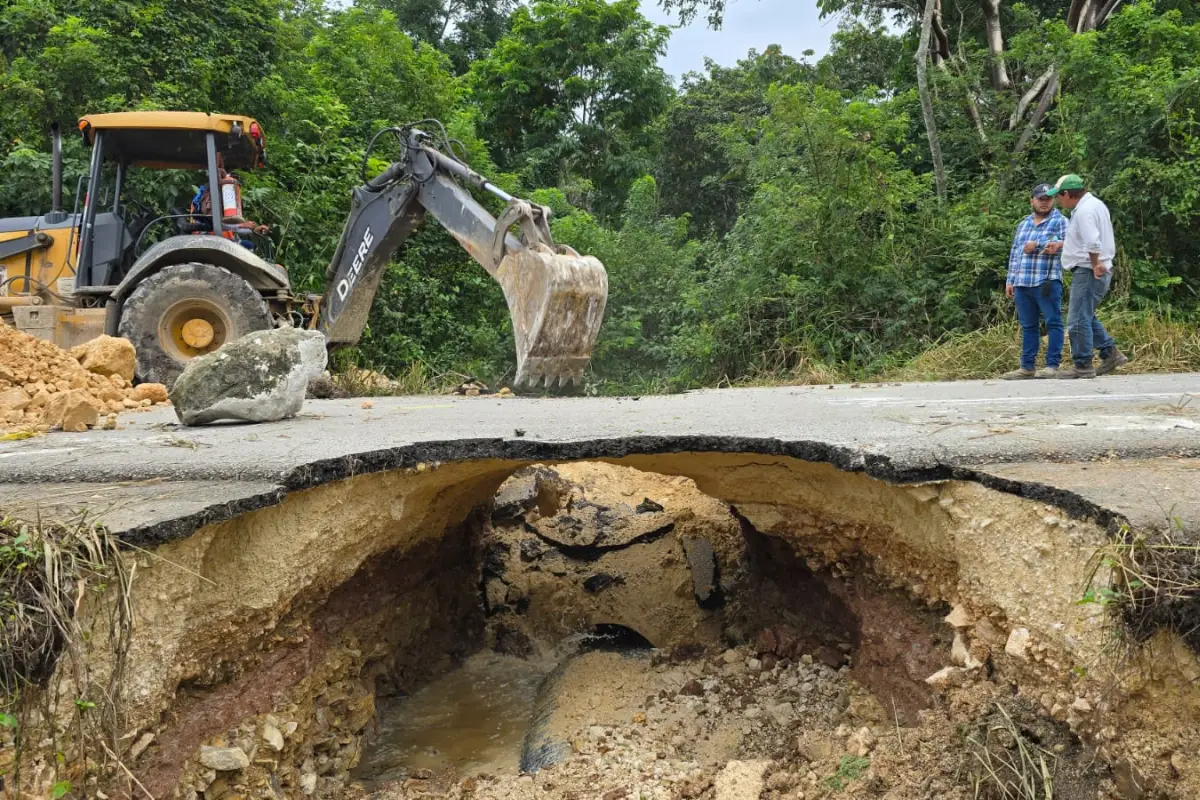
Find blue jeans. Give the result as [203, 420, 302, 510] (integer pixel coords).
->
[1066, 267, 1115, 367]
[1013, 281, 1063, 370]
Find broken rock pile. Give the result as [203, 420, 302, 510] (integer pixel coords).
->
[0, 323, 169, 432]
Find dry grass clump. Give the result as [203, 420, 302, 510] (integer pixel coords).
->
[1, 513, 133, 797]
[319, 361, 475, 397]
[1082, 521, 1200, 651]
[0, 514, 128, 696]
[889, 310, 1200, 382]
[967, 704, 1057, 800]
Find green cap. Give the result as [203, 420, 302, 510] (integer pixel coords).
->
[1045, 174, 1085, 196]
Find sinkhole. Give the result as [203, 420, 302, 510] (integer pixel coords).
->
[13, 454, 1200, 800]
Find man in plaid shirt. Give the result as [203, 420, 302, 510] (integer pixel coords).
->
[1002, 183, 1067, 379]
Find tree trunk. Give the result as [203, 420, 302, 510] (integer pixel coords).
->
[1009, 67, 1054, 129]
[932, 0, 951, 62]
[1099, 0, 1123, 25]
[917, 0, 948, 202]
[980, 0, 1012, 90]
[1013, 70, 1058, 158]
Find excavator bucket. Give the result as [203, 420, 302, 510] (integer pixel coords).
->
[495, 244, 608, 387]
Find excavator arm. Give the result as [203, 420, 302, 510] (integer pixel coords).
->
[318, 125, 608, 386]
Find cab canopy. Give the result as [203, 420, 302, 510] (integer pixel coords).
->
[78, 112, 265, 170]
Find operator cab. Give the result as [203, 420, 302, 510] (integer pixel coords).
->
[73, 112, 269, 292]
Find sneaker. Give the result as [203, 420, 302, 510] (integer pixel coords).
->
[1057, 363, 1096, 379]
[1035, 366, 1059, 379]
[1096, 347, 1129, 376]
[1001, 368, 1035, 380]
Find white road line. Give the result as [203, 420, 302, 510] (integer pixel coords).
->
[825, 392, 1195, 407]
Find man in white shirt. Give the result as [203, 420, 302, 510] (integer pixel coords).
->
[1044, 174, 1128, 379]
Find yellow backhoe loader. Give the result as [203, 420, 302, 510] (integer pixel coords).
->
[0, 112, 608, 387]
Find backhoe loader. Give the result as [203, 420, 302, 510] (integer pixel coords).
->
[0, 112, 608, 388]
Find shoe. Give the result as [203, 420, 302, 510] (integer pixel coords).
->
[1035, 366, 1058, 379]
[1096, 347, 1128, 376]
[1001, 368, 1035, 380]
[1057, 364, 1096, 379]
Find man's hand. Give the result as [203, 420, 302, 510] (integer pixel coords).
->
[1005, 283, 1014, 299]
[1023, 241, 1038, 254]
[1042, 241, 1062, 255]
[254, 224, 271, 236]
[1093, 264, 1107, 279]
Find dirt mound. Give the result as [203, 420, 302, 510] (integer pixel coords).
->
[0, 323, 169, 432]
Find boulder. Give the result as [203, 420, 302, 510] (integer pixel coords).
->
[169, 328, 327, 426]
[70, 335, 136, 381]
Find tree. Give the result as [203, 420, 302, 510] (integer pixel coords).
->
[469, 0, 672, 216]
[656, 46, 810, 235]
[369, 0, 515, 73]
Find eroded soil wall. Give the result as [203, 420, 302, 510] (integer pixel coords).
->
[13, 453, 1200, 799]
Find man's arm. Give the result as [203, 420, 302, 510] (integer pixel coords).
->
[1075, 204, 1106, 271]
[1042, 215, 1066, 255]
[1006, 225, 1024, 295]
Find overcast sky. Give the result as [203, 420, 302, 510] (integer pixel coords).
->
[643, 0, 841, 83]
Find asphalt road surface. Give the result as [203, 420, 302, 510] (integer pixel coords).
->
[1, 373, 1197, 485]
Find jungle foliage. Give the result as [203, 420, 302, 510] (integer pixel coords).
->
[2, 0, 1198, 391]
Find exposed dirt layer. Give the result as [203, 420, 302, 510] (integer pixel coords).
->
[5, 458, 1200, 800]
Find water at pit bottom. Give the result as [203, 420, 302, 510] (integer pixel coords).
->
[354, 651, 554, 782]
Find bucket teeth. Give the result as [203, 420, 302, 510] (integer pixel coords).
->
[495, 249, 607, 391]
[514, 358, 586, 388]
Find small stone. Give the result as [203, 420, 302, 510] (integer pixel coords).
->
[974, 617, 1007, 646]
[714, 759, 770, 800]
[944, 605, 972, 628]
[70, 335, 136, 380]
[299, 772, 317, 795]
[360, 400, 375, 409]
[133, 383, 169, 404]
[129, 732, 155, 760]
[0, 387, 31, 411]
[743, 705, 762, 720]
[746, 657, 762, 672]
[198, 746, 249, 772]
[1070, 697, 1092, 713]
[261, 722, 284, 752]
[1005, 628, 1031, 659]
[43, 389, 99, 431]
[925, 666, 965, 689]
[679, 679, 704, 697]
[722, 649, 741, 664]
[847, 727, 876, 758]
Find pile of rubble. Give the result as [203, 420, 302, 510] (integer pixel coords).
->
[0, 323, 169, 432]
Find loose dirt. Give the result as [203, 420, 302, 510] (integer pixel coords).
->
[0, 323, 169, 431]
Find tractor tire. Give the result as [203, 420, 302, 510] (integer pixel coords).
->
[118, 263, 272, 387]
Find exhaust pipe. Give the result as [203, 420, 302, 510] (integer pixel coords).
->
[51, 123, 63, 214]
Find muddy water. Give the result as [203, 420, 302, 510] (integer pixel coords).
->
[355, 652, 555, 782]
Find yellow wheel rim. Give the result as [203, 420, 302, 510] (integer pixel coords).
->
[159, 299, 233, 361]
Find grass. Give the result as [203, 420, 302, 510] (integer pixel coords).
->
[889, 309, 1200, 382]
[331, 361, 485, 396]
[824, 754, 871, 791]
[0, 513, 133, 797]
[1080, 517, 1200, 651]
[967, 704, 1056, 800]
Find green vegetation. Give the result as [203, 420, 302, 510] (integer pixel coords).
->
[3, 0, 1199, 392]
[824, 754, 871, 791]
